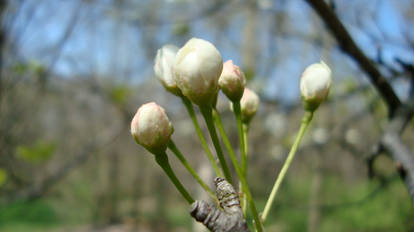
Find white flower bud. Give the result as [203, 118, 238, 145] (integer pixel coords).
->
[154, 45, 182, 96]
[174, 38, 223, 106]
[131, 102, 174, 154]
[300, 61, 332, 111]
[219, 60, 246, 102]
[239, 88, 259, 123]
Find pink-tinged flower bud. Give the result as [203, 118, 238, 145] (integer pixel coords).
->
[300, 61, 332, 112]
[154, 45, 182, 96]
[219, 60, 246, 102]
[174, 38, 223, 106]
[131, 102, 174, 154]
[239, 88, 259, 123]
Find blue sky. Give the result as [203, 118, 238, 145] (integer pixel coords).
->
[12, 0, 414, 103]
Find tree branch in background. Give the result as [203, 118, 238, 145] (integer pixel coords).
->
[304, 0, 401, 116]
[0, 0, 6, 99]
[379, 99, 414, 203]
[304, 0, 414, 203]
[7, 129, 123, 203]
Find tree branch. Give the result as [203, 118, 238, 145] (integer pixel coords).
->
[304, 0, 401, 116]
[304, 0, 414, 204]
[8, 129, 122, 203]
[379, 99, 414, 203]
[190, 177, 250, 232]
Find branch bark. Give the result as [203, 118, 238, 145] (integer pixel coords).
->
[379, 100, 414, 202]
[190, 177, 250, 232]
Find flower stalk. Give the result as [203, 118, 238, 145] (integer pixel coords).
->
[212, 108, 238, 173]
[181, 96, 223, 177]
[200, 106, 233, 185]
[154, 151, 194, 204]
[211, 107, 263, 231]
[219, 128, 264, 232]
[168, 140, 217, 202]
[233, 101, 247, 175]
[261, 111, 314, 223]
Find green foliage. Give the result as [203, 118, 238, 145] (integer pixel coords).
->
[12, 61, 46, 77]
[12, 63, 29, 75]
[16, 141, 56, 163]
[0, 168, 7, 187]
[0, 200, 58, 225]
[166, 204, 192, 228]
[109, 85, 131, 105]
[343, 78, 358, 93]
[320, 176, 414, 232]
[172, 23, 190, 36]
[244, 68, 255, 81]
[322, 177, 414, 231]
[260, 174, 414, 232]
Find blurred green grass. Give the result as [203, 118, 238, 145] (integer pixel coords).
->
[0, 174, 413, 232]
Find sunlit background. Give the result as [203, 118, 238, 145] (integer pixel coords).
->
[1, 0, 414, 231]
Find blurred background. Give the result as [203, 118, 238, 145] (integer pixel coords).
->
[1, 0, 414, 231]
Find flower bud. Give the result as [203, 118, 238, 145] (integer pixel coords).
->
[300, 61, 332, 112]
[174, 38, 223, 106]
[131, 102, 174, 154]
[154, 44, 182, 96]
[239, 88, 259, 124]
[219, 60, 246, 102]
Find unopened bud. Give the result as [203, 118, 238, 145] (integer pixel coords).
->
[239, 88, 259, 124]
[300, 61, 332, 112]
[131, 102, 174, 154]
[154, 45, 182, 96]
[174, 38, 223, 106]
[219, 60, 246, 102]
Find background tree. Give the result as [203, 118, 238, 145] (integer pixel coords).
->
[0, 0, 413, 231]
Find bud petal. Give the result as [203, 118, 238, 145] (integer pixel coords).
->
[219, 60, 246, 102]
[174, 38, 223, 106]
[154, 45, 182, 95]
[300, 61, 332, 111]
[131, 102, 174, 154]
[239, 88, 259, 124]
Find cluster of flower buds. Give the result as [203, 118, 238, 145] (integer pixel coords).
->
[133, 37, 332, 151]
[131, 37, 333, 232]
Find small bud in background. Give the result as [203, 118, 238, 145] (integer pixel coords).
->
[219, 60, 246, 102]
[300, 61, 332, 112]
[174, 38, 223, 106]
[238, 88, 259, 124]
[131, 102, 174, 154]
[154, 45, 182, 96]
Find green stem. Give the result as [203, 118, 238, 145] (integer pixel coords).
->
[213, 108, 252, 216]
[243, 123, 249, 161]
[233, 101, 250, 216]
[210, 107, 263, 231]
[261, 111, 314, 223]
[212, 109, 239, 172]
[233, 101, 247, 175]
[181, 96, 223, 177]
[167, 140, 217, 202]
[221, 135, 263, 232]
[154, 151, 194, 204]
[200, 106, 233, 185]
[242, 123, 249, 215]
